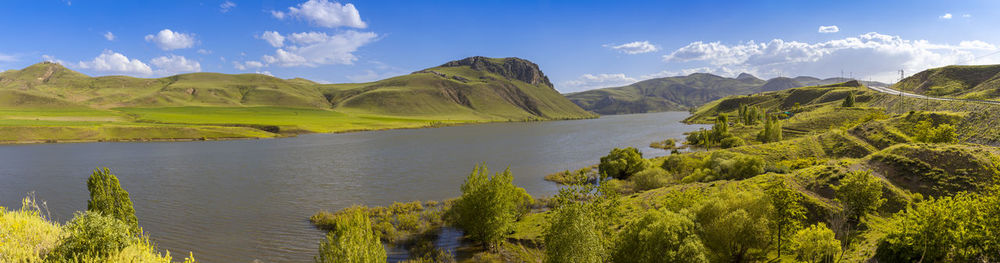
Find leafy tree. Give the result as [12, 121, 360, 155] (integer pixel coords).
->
[713, 114, 730, 137]
[876, 189, 1000, 262]
[631, 167, 671, 191]
[720, 136, 745, 149]
[86, 167, 139, 234]
[834, 170, 885, 223]
[738, 105, 762, 125]
[448, 164, 533, 249]
[49, 211, 136, 260]
[791, 223, 841, 263]
[842, 91, 856, 107]
[598, 147, 650, 179]
[757, 115, 783, 143]
[695, 190, 772, 263]
[765, 178, 806, 260]
[612, 209, 708, 263]
[543, 203, 603, 263]
[914, 120, 957, 143]
[315, 207, 387, 263]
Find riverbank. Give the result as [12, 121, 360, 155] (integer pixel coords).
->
[0, 106, 596, 144]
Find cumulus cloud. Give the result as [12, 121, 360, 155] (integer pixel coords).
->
[77, 50, 153, 76]
[260, 31, 286, 47]
[197, 49, 212, 55]
[605, 41, 659, 54]
[940, 13, 953, 19]
[150, 55, 201, 76]
[260, 30, 377, 67]
[145, 29, 196, 50]
[272, 0, 366, 28]
[104, 31, 115, 41]
[561, 73, 638, 91]
[220, 1, 236, 13]
[661, 32, 1000, 82]
[962, 14, 972, 18]
[818, 25, 839, 33]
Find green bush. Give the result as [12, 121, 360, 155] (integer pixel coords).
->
[543, 203, 604, 263]
[914, 120, 957, 143]
[791, 223, 841, 263]
[448, 164, 533, 248]
[48, 211, 136, 260]
[598, 147, 650, 179]
[720, 136, 745, 149]
[842, 91, 856, 107]
[315, 207, 387, 263]
[875, 190, 1000, 262]
[631, 167, 672, 191]
[86, 168, 139, 234]
[834, 170, 885, 223]
[612, 209, 708, 263]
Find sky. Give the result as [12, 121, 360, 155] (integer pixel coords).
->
[2, 0, 1000, 93]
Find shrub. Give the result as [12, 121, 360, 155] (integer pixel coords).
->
[86, 168, 139, 234]
[842, 91, 856, 107]
[720, 136, 745, 149]
[704, 152, 765, 180]
[791, 223, 841, 263]
[875, 190, 1000, 262]
[598, 147, 650, 179]
[543, 203, 604, 263]
[0, 197, 63, 262]
[448, 164, 533, 249]
[315, 207, 387, 263]
[631, 167, 672, 191]
[914, 120, 957, 143]
[612, 209, 708, 263]
[49, 211, 136, 260]
[834, 170, 885, 223]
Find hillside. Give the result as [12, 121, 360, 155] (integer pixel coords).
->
[565, 73, 888, 115]
[0, 57, 595, 143]
[891, 64, 1000, 100]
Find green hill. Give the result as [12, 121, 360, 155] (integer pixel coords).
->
[0, 57, 595, 143]
[891, 64, 1000, 100]
[565, 73, 887, 115]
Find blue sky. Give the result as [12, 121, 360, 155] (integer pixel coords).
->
[2, 0, 999, 93]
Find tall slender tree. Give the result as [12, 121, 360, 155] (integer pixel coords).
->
[86, 167, 139, 234]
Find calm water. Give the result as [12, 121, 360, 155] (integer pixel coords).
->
[0, 111, 706, 263]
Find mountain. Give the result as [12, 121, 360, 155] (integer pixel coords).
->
[0, 57, 594, 120]
[565, 73, 889, 115]
[891, 64, 1000, 100]
[0, 57, 594, 143]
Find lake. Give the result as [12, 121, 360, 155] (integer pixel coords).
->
[0, 111, 706, 263]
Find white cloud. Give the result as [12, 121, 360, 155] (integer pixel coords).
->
[260, 30, 377, 67]
[233, 60, 264, 70]
[0, 53, 17, 63]
[144, 29, 196, 50]
[256, 70, 273, 76]
[962, 14, 972, 18]
[220, 1, 236, 13]
[272, 0, 366, 28]
[661, 32, 1000, 82]
[197, 49, 212, 55]
[818, 25, 839, 33]
[604, 41, 659, 54]
[104, 31, 116, 41]
[41, 55, 63, 64]
[150, 54, 201, 76]
[561, 73, 638, 91]
[77, 50, 153, 76]
[940, 13, 953, 19]
[260, 31, 285, 47]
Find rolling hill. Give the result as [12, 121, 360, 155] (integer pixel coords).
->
[0, 56, 595, 143]
[891, 64, 1000, 100]
[565, 73, 887, 115]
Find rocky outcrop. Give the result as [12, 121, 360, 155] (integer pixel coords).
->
[440, 56, 554, 89]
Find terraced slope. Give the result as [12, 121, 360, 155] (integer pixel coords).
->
[892, 64, 1000, 100]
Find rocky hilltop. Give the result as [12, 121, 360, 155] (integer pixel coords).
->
[440, 56, 554, 89]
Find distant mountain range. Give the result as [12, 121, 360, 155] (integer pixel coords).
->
[0, 56, 595, 121]
[565, 73, 888, 115]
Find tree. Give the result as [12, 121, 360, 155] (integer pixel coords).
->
[695, 191, 772, 263]
[757, 115, 782, 143]
[543, 203, 604, 263]
[915, 120, 957, 143]
[86, 167, 139, 234]
[448, 164, 533, 249]
[612, 209, 708, 263]
[598, 147, 650, 179]
[842, 91, 856, 107]
[766, 178, 806, 260]
[791, 223, 841, 263]
[834, 170, 885, 223]
[48, 211, 136, 260]
[315, 207, 387, 263]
